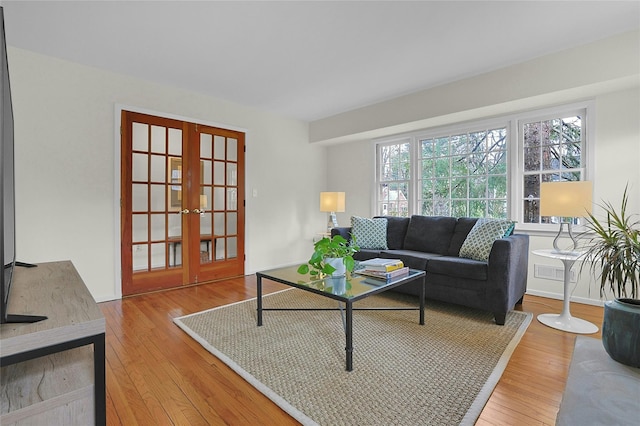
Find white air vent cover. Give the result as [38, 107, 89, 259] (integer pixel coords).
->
[534, 264, 577, 282]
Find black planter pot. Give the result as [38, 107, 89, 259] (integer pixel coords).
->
[602, 298, 640, 368]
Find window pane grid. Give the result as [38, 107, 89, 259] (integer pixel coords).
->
[375, 106, 588, 226]
[522, 115, 584, 224]
[377, 142, 411, 217]
[416, 127, 507, 219]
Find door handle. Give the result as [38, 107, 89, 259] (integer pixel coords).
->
[192, 209, 204, 214]
[180, 209, 190, 215]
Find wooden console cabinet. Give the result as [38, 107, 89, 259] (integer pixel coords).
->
[0, 261, 106, 425]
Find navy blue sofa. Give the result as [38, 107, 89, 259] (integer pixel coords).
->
[332, 215, 529, 325]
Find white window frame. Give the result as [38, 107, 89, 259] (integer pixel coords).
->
[375, 137, 413, 217]
[413, 119, 511, 218]
[373, 101, 595, 231]
[514, 101, 595, 233]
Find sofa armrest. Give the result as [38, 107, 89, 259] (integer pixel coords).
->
[331, 227, 352, 241]
[486, 234, 530, 313]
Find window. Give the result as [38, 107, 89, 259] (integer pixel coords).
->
[417, 127, 508, 218]
[377, 140, 411, 217]
[521, 113, 585, 224]
[374, 103, 591, 225]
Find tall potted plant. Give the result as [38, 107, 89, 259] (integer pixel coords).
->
[297, 235, 359, 277]
[580, 184, 640, 367]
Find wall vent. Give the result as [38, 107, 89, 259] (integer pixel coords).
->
[534, 264, 577, 283]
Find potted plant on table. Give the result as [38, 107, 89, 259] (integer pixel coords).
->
[297, 235, 359, 277]
[580, 184, 640, 367]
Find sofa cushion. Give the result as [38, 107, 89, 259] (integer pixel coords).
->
[427, 256, 488, 281]
[375, 216, 410, 249]
[403, 215, 457, 255]
[351, 216, 388, 250]
[447, 217, 479, 256]
[459, 218, 515, 261]
[353, 249, 382, 262]
[379, 250, 442, 270]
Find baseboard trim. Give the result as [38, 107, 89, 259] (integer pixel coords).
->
[526, 289, 605, 307]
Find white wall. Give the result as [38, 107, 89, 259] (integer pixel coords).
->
[8, 29, 639, 305]
[322, 33, 640, 306]
[8, 47, 327, 302]
[311, 30, 639, 145]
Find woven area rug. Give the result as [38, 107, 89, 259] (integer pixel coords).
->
[174, 289, 532, 426]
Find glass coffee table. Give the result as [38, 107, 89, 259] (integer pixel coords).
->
[256, 266, 426, 371]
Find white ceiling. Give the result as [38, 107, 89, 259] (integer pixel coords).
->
[2, 1, 639, 122]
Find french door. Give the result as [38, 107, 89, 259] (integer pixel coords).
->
[121, 111, 245, 296]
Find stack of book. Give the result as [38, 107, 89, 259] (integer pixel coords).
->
[356, 258, 409, 281]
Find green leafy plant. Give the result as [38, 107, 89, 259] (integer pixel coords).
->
[297, 235, 360, 277]
[580, 184, 640, 299]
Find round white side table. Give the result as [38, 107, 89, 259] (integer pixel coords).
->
[532, 249, 598, 334]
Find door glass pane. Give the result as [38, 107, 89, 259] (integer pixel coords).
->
[227, 188, 237, 210]
[151, 243, 165, 268]
[227, 237, 237, 259]
[201, 133, 213, 159]
[215, 237, 225, 260]
[227, 212, 237, 234]
[150, 155, 165, 182]
[132, 184, 148, 212]
[132, 153, 148, 181]
[170, 241, 182, 267]
[227, 138, 237, 161]
[202, 160, 212, 185]
[227, 163, 237, 186]
[168, 213, 181, 237]
[213, 212, 225, 235]
[213, 161, 225, 185]
[213, 187, 225, 210]
[132, 123, 148, 151]
[169, 158, 182, 210]
[132, 244, 148, 271]
[151, 125, 166, 153]
[200, 239, 212, 265]
[214, 136, 225, 160]
[200, 212, 212, 235]
[132, 215, 148, 243]
[150, 184, 165, 212]
[150, 214, 165, 241]
[201, 189, 211, 209]
[168, 128, 182, 156]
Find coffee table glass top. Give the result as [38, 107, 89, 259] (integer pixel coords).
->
[256, 265, 424, 302]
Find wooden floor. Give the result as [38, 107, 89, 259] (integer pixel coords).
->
[100, 276, 604, 425]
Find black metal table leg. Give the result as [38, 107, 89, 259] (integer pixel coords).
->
[419, 275, 425, 325]
[345, 301, 353, 371]
[257, 274, 263, 326]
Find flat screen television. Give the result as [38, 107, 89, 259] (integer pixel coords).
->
[1, 7, 45, 324]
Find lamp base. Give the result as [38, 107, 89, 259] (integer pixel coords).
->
[327, 212, 338, 232]
[552, 222, 578, 254]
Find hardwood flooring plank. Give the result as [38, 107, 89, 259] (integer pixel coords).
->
[100, 279, 605, 425]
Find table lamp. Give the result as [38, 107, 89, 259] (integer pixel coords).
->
[540, 181, 592, 254]
[320, 192, 345, 232]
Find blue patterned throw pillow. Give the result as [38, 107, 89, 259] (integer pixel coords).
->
[459, 218, 515, 261]
[351, 216, 388, 250]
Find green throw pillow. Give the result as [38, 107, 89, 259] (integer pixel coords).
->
[459, 218, 515, 261]
[351, 216, 388, 250]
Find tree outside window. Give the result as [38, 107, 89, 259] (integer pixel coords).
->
[374, 105, 588, 224]
[522, 115, 583, 224]
[377, 142, 411, 217]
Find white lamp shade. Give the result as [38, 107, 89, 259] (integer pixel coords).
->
[320, 192, 346, 212]
[540, 181, 593, 217]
